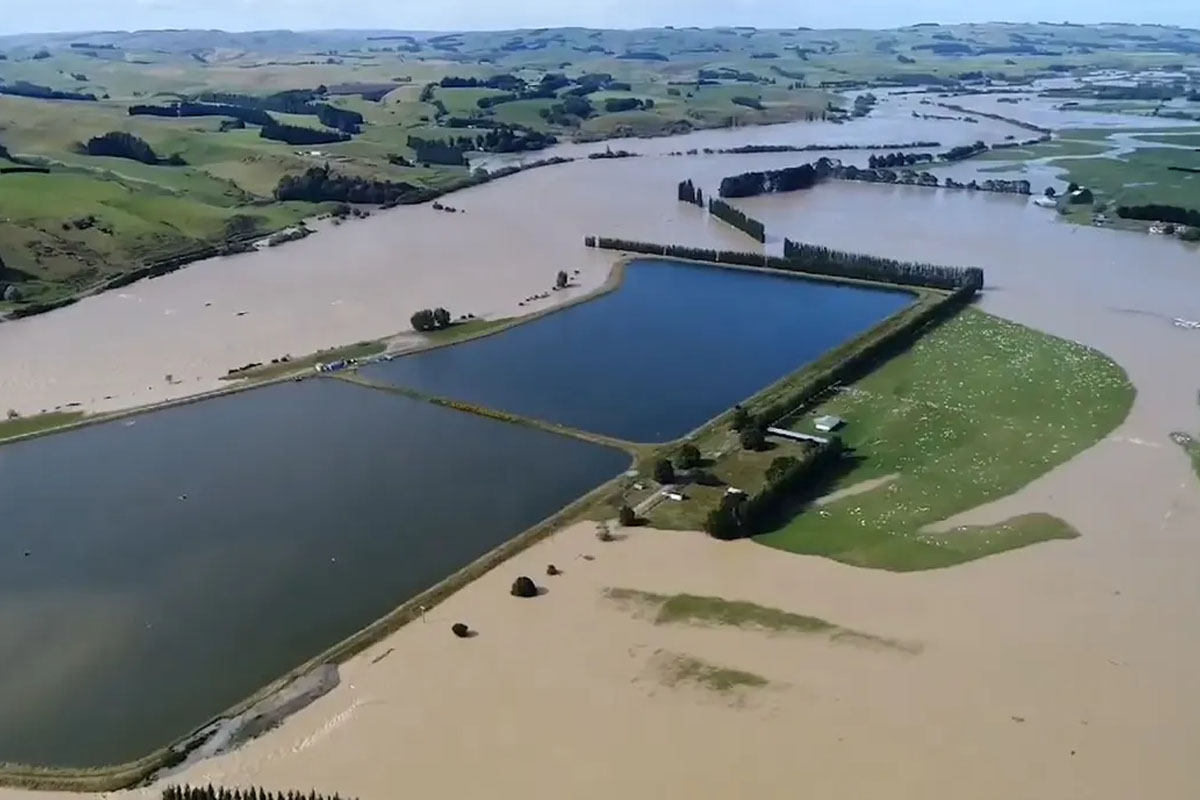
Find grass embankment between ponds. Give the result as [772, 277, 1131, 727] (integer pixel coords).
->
[756, 309, 1135, 571]
[335, 372, 642, 454]
[0, 411, 85, 443]
[0, 314, 537, 449]
[221, 340, 386, 382]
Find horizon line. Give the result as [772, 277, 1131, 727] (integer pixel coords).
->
[2, 20, 1197, 39]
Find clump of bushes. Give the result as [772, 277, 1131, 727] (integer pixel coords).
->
[718, 164, 819, 199]
[451, 622, 472, 638]
[162, 786, 356, 800]
[511, 576, 539, 598]
[705, 439, 844, 540]
[276, 165, 428, 205]
[83, 131, 183, 165]
[676, 444, 702, 470]
[677, 178, 704, 207]
[410, 307, 452, 332]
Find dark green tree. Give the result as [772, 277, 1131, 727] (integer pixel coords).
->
[653, 459, 676, 485]
[730, 405, 751, 431]
[765, 456, 799, 485]
[704, 492, 746, 540]
[432, 307, 451, 328]
[739, 426, 767, 452]
[84, 131, 162, 164]
[411, 309, 435, 331]
[676, 443, 701, 470]
[556, 270, 569, 289]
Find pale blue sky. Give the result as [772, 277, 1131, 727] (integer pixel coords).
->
[2, 0, 1197, 36]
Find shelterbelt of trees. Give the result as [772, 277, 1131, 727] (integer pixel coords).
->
[83, 131, 185, 165]
[715, 147, 1027, 201]
[406, 124, 557, 165]
[1117, 203, 1200, 227]
[705, 439, 845, 539]
[0, 79, 97, 101]
[585, 236, 983, 291]
[162, 786, 355, 800]
[124, 87, 366, 146]
[707, 198, 766, 242]
[271, 156, 575, 206]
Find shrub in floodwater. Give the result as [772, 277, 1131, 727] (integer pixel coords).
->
[452, 623, 471, 638]
[511, 576, 539, 598]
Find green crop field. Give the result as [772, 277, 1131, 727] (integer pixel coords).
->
[1134, 132, 1200, 148]
[1173, 395, 1200, 482]
[755, 309, 1134, 571]
[977, 137, 1115, 161]
[1048, 147, 1200, 210]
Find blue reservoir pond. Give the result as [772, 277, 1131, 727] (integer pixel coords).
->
[0, 379, 628, 767]
[362, 259, 914, 442]
[0, 259, 910, 768]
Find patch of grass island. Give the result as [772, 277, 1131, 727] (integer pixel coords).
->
[0, 410, 85, 444]
[604, 588, 916, 652]
[755, 309, 1134, 571]
[654, 652, 770, 694]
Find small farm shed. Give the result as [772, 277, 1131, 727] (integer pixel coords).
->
[814, 415, 845, 433]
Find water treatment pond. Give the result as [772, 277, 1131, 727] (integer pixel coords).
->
[362, 259, 914, 442]
[0, 378, 628, 767]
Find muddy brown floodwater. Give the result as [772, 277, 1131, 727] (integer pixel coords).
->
[1, 98, 1199, 800]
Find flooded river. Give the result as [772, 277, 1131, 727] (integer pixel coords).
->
[0, 93, 1199, 796]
